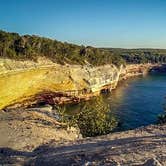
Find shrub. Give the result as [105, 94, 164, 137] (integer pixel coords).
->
[56, 97, 118, 137]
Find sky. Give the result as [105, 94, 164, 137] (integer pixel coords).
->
[0, 0, 166, 48]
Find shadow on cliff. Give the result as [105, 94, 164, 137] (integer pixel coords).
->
[0, 134, 166, 165]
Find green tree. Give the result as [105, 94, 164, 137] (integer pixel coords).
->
[74, 97, 118, 137]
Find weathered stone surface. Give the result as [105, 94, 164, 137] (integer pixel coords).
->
[0, 57, 120, 109]
[142, 158, 162, 166]
[0, 124, 166, 165]
[0, 107, 81, 152]
[0, 57, 161, 109]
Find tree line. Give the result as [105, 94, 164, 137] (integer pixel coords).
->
[103, 48, 166, 64]
[1, 30, 166, 66]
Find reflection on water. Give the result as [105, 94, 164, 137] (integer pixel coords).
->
[64, 73, 166, 134]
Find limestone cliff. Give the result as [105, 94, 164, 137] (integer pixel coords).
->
[119, 63, 162, 80]
[0, 57, 120, 109]
[0, 57, 161, 109]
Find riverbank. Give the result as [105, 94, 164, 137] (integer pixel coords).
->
[1, 123, 166, 165]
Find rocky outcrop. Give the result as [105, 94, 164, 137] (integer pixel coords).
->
[0, 105, 81, 152]
[1, 124, 166, 165]
[119, 63, 163, 80]
[0, 57, 162, 109]
[0, 57, 120, 109]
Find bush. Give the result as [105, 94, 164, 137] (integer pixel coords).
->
[75, 100, 118, 137]
[56, 97, 118, 137]
[157, 103, 166, 124]
[158, 114, 166, 124]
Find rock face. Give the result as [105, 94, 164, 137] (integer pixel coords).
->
[119, 63, 162, 80]
[0, 106, 81, 152]
[0, 57, 162, 109]
[1, 124, 166, 165]
[0, 57, 120, 109]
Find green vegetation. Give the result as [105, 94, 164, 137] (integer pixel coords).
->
[56, 97, 118, 137]
[158, 114, 166, 124]
[158, 104, 166, 124]
[1, 30, 166, 66]
[103, 48, 166, 64]
[75, 98, 117, 137]
[0, 30, 124, 66]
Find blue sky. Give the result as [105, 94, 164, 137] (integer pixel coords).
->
[0, 0, 166, 48]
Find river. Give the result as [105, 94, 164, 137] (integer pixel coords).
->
[64, 73, 166, 135]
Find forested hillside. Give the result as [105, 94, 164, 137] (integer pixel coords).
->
[1, 30, 166, 66]
[103, 48, 166, 64]
[0, 30, 124, 66]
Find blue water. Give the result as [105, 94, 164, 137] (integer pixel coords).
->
[107, 73, 166, 130]
[66, 73, 166, 132]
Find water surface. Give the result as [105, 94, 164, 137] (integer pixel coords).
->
[66, 73, 166, 132]
[107, 73, 166, 130]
